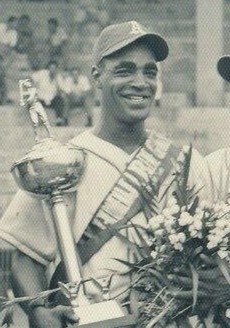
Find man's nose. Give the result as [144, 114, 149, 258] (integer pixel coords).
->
[132, 71, 147, 87]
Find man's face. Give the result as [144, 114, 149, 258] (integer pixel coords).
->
[97, 42, 158, 124]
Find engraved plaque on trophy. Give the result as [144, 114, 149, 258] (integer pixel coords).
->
[10, 79, 136, 327]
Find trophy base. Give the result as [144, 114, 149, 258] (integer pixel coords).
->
[72, 300, 137, 327]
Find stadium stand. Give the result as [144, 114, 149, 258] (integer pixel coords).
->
[1, 0, 230, 214]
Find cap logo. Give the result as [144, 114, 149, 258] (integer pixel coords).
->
[129, 21, 146, 35]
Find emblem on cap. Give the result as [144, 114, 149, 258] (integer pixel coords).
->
[129, 21, 146, 35]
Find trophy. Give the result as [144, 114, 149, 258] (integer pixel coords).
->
[10, 79, 136, 327]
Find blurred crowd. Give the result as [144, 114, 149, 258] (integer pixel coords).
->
[31, 60, 94, 126]
[0, 2, 110, 125]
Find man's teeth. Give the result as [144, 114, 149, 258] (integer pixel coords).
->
[128, 96, 144, 102]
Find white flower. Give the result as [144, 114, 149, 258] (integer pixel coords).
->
[207, 240, 218, 249]
[207, 234, 221, 248]
[194, 211, 205, 222]
[179, 212, 193, 226]
[174, 242, 183, 251]
[163, 215, 175, 233]
[167, 196, 177, 207]
[178, 232, 186, 243]
[168, 233, 185, 246]
[192, 219, 203, 231]
[171, 205, 180, 215]
[169, 234, 179, 245]
[154, 229, 164, 237]
[203, 211, 211, 219]
[217, 249, 228, 259]
[159, 245, 166, 252]
[223, 237, 229, 244]
[215, 218, 228, 229]
[151, 250, 158, 259]
[149, 220, 161, 230]
[214, 228, 226, 240]
[149, 215, 164, 230]
[190, 229, 198, 238]
[162, 205, 176, 218]
[197, 232, 203, 239]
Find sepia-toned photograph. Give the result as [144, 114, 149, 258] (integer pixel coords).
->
[0, 0, 230, 327]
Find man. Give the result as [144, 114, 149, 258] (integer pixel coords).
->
[0, 54, 7, 105]
[47, 18, 68, 67]
[206, 56, 230, 203]
[31, 60, 68, 126]
[63, 66, 94, 126]
[15, 14, 34, 55]
[198, 56, 230, 326]
[0, 21, 223, 327]
[0, 16, 18, 53]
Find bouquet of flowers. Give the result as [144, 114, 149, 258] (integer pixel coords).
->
[115, 147, 230, 327]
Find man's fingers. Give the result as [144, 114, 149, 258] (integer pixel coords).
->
[63, 308, 79, 324]
[171, 289, 211, 300]
[198, 268, 220, 281]
[53, 305, 79, 323]
[167, 274, 211, 291]
[199, 254, 217, 268]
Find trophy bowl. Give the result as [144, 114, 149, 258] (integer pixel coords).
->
[11, 138, 85, 195]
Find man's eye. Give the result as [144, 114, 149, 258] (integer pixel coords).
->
[144, 69, 158, 79]
[114, 69, 133, 77]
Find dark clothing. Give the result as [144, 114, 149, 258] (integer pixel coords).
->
[40, 95, 68, 126]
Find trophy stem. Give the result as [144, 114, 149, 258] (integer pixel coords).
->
[50, 191, 137, 327]
[50, 190, 90, 306]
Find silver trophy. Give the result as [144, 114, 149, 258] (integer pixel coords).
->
[11, 79, 136, 327]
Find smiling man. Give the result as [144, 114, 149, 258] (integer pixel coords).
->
[206, 56, 230, 203]
[0, 21, 211, 327]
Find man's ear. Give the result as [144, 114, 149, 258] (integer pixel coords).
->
[91, 66, 102, 89]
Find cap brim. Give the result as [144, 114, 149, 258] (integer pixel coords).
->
[102, 33, 169, 63]
[217, 56, 230, 82]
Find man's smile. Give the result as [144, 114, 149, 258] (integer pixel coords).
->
[119, 93, 152, 106]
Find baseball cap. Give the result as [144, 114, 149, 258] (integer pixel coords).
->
[93, 21, 169, 65]
[217, 56, 230, 82]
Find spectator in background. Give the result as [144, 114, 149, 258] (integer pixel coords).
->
[63, 66, 93, 126]
[15, 14, 34, 56]
[47, 18, 68, 67]
[0, 16, 17, 104]
[31, 60, 68, 126]
[0, 55, 7, 105]
[0, 16, 18, 53]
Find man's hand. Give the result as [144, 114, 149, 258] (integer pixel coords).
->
[28, 305, 79, 328]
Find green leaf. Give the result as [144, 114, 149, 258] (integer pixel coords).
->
[159, 175, 176, 202]
[216, 257, 230, 285]
[189, 195, 199, 216]
[145, 297, 175, 328]
[182, 144, 192, 191]
[113, 258, 137, 270]
[128, 222, 151, 255]
[189, 263, 199, 312]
